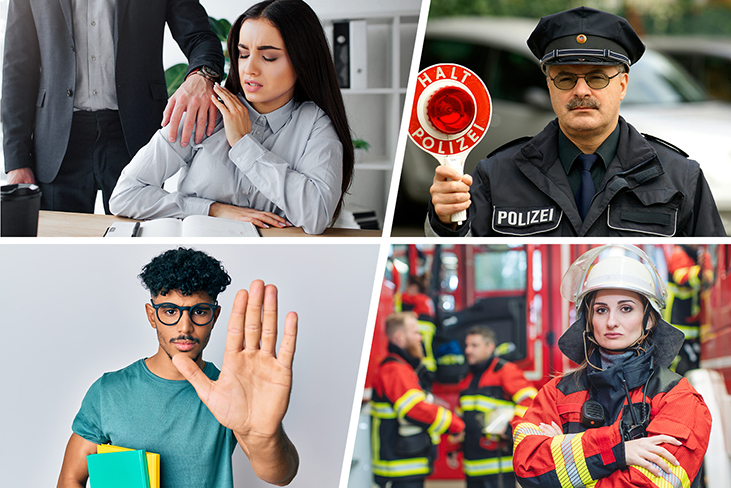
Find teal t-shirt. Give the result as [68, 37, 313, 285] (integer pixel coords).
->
[73, 359, 236, 488]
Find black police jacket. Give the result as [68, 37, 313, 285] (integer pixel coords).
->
[427, 117, 725, 237]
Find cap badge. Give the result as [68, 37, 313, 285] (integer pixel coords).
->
[577, 34, 588, 44]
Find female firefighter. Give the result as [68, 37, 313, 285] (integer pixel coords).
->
[512, 244, 711, 488]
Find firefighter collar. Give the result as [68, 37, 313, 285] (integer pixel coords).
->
[468, 355, 496, 376]
[387, 342, 422, 370]
[558, 314, 684, 369]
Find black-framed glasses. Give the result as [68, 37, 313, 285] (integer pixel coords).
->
[150, 301, 218, 326]
[549, 71, 621, 90]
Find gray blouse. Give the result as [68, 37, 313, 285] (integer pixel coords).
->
[109, 96, 343, 234]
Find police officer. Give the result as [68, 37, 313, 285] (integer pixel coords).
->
[427, 7, 725, 237]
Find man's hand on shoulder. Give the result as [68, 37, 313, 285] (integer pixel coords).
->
[162, 72, 217, 147]
[430, 165, 473, 227]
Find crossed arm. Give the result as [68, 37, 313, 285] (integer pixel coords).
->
[512, 378, 710, 488]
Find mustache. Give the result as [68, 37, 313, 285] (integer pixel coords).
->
[170, 335, 200, 344]
[566, 97, 600, 110]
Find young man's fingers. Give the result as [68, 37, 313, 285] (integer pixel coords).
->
[172, 354, 213, 403]
[260, 284, 279, 355]
[225, 289, 248, 353]
[277, 311, 298, 369]
[244, 280, 265, 350]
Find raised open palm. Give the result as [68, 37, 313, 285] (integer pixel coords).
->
[172, 280, 297, 439]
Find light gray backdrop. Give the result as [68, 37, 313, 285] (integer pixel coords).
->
[0, 243, 380, 487]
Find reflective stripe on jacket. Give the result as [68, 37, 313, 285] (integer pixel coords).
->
[371, 348, 465, 482]
[458, 357, 537, 479]
[512, 368, 711, 488]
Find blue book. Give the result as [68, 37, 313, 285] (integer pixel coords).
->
[87, 449, 151, 488]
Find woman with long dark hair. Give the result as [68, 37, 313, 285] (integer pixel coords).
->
[110, 0, 354, 234]
[512, 245, 711, 488]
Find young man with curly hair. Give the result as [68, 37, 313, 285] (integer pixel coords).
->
[56, 247, 299, 488]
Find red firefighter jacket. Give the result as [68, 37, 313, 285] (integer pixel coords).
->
[371, 343, 465, 482]
[457, 356, 537, 478]
[512, 351, 711, 488]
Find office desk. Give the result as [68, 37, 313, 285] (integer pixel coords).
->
[37, 211, 381, 237]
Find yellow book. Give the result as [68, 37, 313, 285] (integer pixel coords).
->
[97, 444, 160, 488]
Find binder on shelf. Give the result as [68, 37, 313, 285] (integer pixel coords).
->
[87, 449, 151, 488]
[97, 444, 160, 488]
[333, 20, 367, 90]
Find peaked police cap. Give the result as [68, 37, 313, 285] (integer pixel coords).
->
[527, 7, 645, 71]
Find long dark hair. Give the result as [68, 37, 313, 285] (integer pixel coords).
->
[225, 0, 354, 225]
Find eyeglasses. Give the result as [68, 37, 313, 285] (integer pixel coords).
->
[150, 301, 218, 326]
[549, 71, 621, 90]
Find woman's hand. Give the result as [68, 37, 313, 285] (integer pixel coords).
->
[625, 435, 681, 476]
[209, 202, 289, 229]
[211, 83, 252, 147]
[539, 421, 563, 436]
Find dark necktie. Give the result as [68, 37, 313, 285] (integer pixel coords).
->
[575, 153, 598, 220]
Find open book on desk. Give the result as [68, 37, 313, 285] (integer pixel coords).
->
[105, 215, 260, 237]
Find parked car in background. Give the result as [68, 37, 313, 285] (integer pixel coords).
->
[645, 35, 731, 102]
[396, 17, 731, 232]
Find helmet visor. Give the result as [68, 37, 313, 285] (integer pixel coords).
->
[560, 244, 667, 311]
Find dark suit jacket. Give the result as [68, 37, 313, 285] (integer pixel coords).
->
[2, 0, 224, 183]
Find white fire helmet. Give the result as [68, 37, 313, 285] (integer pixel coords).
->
[560, 244, 667, 314]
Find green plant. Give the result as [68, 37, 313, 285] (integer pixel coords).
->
[165, 16, 232, 97]
[353, 138, 371, 151]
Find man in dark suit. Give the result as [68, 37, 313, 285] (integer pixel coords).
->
[2, 0, 225, 213]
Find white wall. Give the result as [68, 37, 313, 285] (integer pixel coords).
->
[0, 243, 380, 488]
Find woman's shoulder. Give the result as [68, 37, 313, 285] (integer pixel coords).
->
[290, 100, 338, 137]
[293, 100, 331, 123]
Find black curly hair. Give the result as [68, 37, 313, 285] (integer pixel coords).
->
[139, 248, 231, 300]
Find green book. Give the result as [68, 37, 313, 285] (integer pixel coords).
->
[87, 449, 151, 488]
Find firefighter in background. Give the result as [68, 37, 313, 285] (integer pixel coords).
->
[400, 275, 436, 318]
[397, 274, 438, 374]
[664, 245, 714, 375]
[371, 312, 465, 488]
[455, 325, 537, 488]
[512, 245, 711, 488]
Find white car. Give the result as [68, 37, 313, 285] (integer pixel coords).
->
[397, 17, 731, 231]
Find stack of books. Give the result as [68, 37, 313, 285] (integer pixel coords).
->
[87, 445, 160, 488]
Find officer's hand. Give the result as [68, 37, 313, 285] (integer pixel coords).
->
[625, 435, 681, 476]
[430, 165, 472, 225]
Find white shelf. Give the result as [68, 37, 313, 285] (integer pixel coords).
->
[322, 12, 420, 228]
